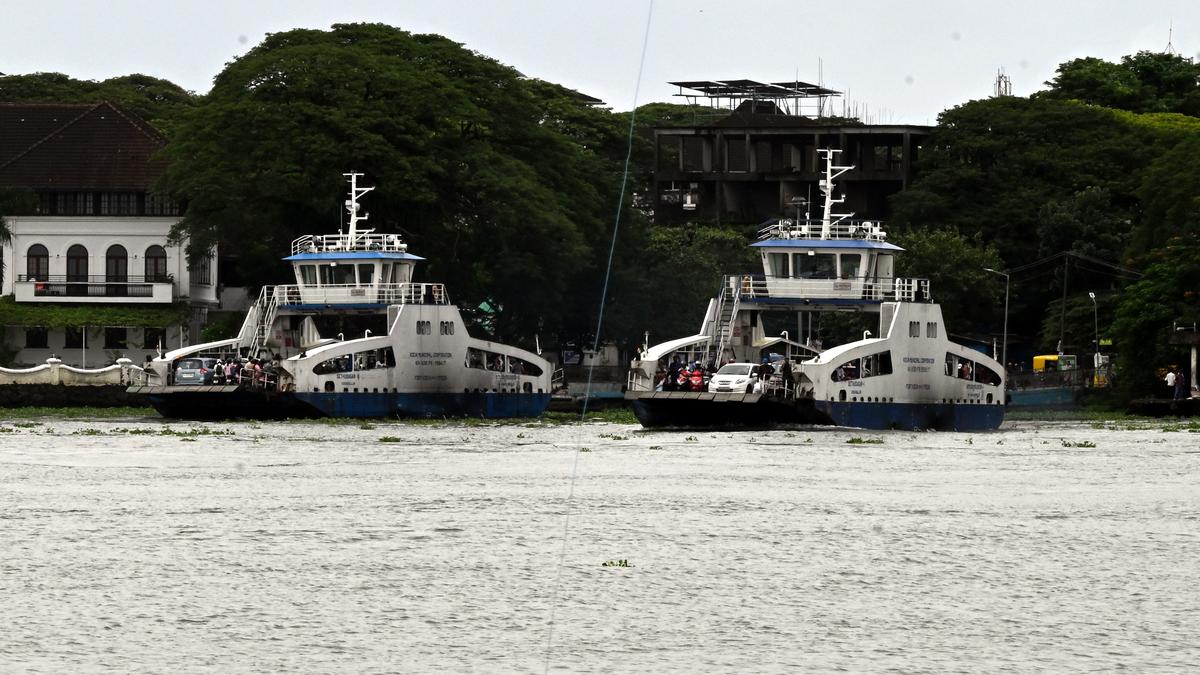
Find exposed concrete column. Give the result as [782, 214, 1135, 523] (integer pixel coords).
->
[902, 132, 913, 189]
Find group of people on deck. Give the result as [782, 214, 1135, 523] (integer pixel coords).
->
[212, 355, 282, 389]
[659, 355, 795, 393]
[663, 359, 709, 392]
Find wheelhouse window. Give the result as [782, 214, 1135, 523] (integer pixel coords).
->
[767, 252, 790, 278]
[26, 244, 49, 280]
[839, 253, 862, 279]
[357, 264, 374, 284]
[795, 252, 835, 279]
[145, 246, 168, 281]
[298, 264, 317, 286]
[319, 264, 355, 285]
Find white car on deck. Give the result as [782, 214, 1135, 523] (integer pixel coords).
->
[707, 362, 762, 393]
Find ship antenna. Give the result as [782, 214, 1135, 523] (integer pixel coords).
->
[817, 148, 855, 239]
[343, 172, 375, 242]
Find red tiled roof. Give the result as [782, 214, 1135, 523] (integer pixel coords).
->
[0, 101, 166, 190]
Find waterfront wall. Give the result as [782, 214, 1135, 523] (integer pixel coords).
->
[0, 358, 155, 407]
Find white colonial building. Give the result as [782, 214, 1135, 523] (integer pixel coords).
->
[0, 101, 217, 367]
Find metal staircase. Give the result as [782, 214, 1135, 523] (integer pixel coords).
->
[711, 281, 741, 364]
[236, 286, 279, 355]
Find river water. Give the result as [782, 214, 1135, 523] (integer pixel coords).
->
[1, 414, 1198, 673]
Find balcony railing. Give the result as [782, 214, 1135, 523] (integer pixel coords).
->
[14, 275, 174, 302]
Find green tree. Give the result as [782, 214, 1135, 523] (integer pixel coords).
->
[890, 227, 1005, 337]
[1131, 133, 1200, 255]
[1044, 57, 1144, 110]
[1043, 51, 1200, 115]
[1111, 234, 1200, 396]
[1034, 186, 1130, 263]
[159, 24, 623, 346]
[0, 72, 196, 128]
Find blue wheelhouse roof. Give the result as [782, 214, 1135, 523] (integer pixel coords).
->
[283, 251, 426, 262]
[751, 239, 904, 251]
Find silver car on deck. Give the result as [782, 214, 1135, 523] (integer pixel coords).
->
[174, 357, 219, 385]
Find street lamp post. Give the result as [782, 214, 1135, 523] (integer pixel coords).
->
[983, 268, 1010, 373]
[1088, 291, 1099, 366]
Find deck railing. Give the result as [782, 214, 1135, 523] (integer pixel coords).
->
[273, 282, 449, 306]
[731, 274, 930, 303]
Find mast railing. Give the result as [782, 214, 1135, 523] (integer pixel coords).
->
[291, 233, 408, 255]
[757, 218, 887, 242]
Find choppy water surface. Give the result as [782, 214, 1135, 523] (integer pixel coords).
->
[1, 414, 1198, 673]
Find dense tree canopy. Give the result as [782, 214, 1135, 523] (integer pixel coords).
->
[1044, 51, 1200, 115]
[890, 84, 1200, 379]
[160, 23, 631, 346]
[0, 72, 197, 128]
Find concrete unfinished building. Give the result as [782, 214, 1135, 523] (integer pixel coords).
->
[654, 79, 930, 225]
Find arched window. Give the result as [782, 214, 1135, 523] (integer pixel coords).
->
[26, 244, 49, 281]
[66, 244, 88, 296]
[106, 244, 128, 297]
[66, 245, 88, 280]
[106, 244, 128, 281]
[145, 245, 168, 282]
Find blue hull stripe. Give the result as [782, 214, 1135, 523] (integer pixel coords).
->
[818, 400, 1004, 431]
[292, 391, 551, 418]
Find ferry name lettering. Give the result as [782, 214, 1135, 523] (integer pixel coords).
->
[905, 383, 931, 390]
[907, 365, 930, 373]
[408, 352, 453, 358]
[966, 383, 983, 390]
[902, 357, 935, 364]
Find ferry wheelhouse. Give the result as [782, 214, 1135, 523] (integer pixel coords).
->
[131, 174, 554, 419]
[626, 150, 1005, 430]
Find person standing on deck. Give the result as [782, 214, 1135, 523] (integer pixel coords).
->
[1165, 368, 1177, 399]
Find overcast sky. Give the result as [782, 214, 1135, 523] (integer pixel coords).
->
[3, 0, 1198, 125]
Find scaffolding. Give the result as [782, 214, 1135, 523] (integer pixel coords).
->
[670, 79, 842, 119]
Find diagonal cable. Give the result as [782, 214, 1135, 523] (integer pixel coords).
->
[543, 2, 656, 671]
